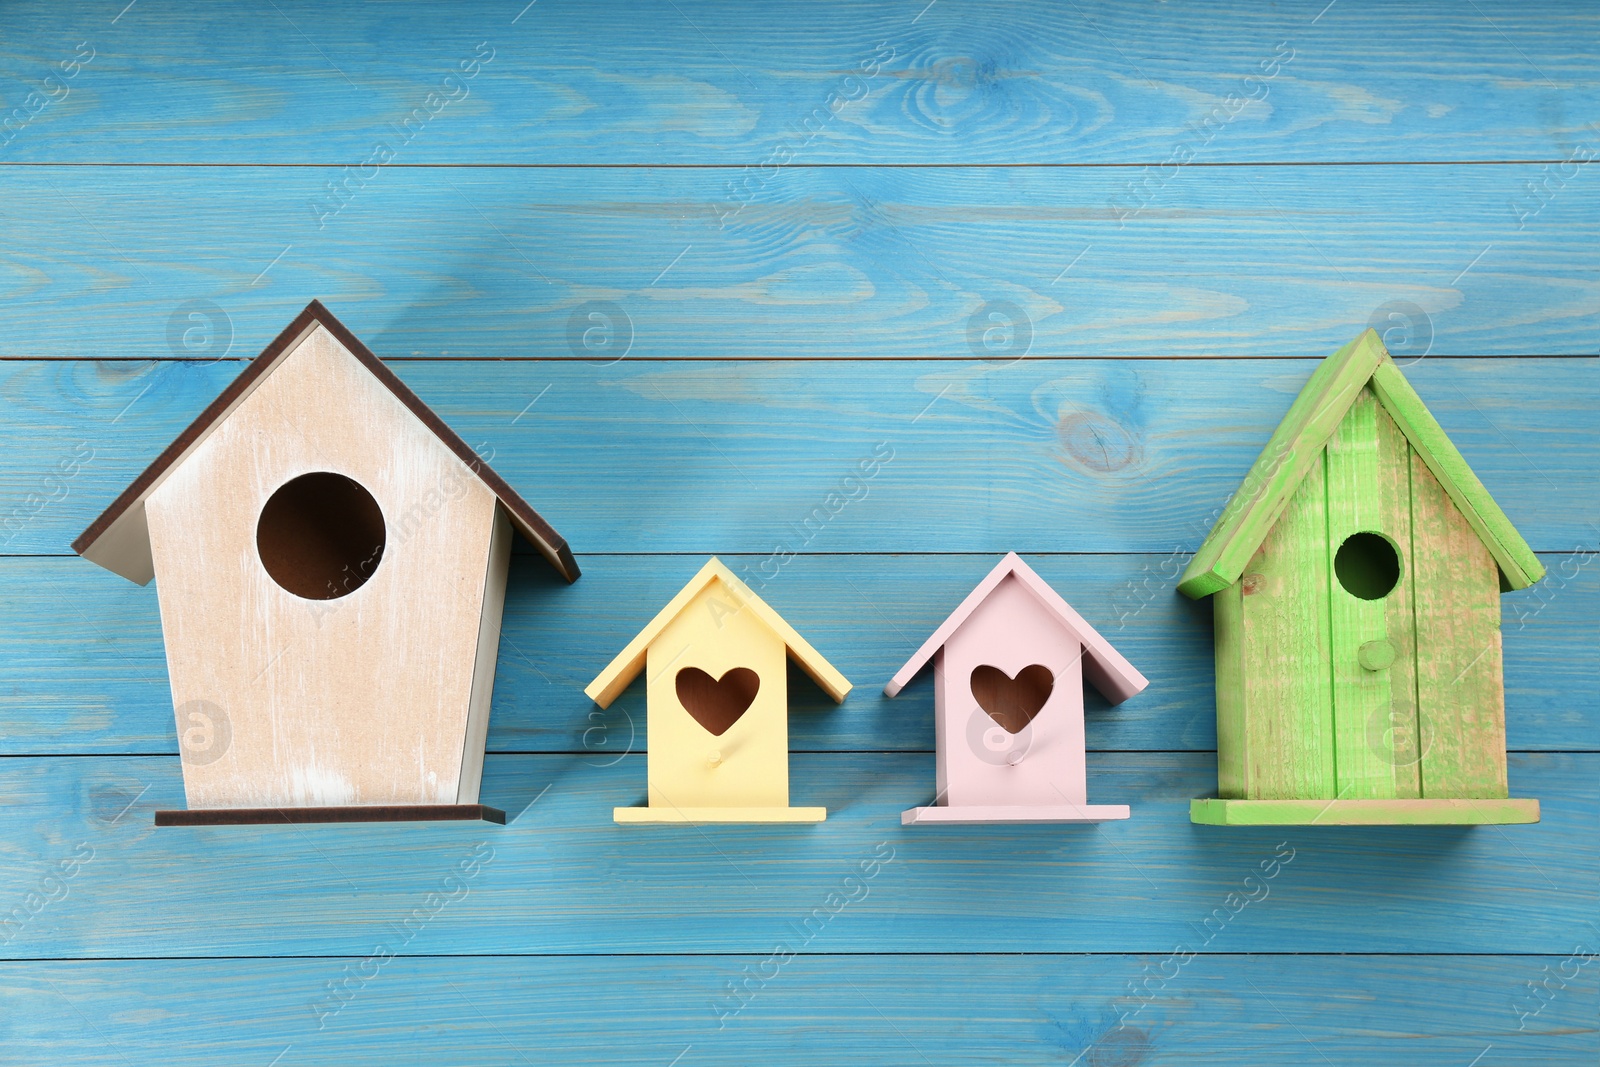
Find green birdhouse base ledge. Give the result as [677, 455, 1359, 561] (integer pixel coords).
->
[1190, 797, 1540, 826]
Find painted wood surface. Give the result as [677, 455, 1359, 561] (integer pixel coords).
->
[942, 584, 1090, 808]
[0, 166, 1596, 363]
[1190, 797, 1540, 826]
[2, 0, 1597, 166]
[626, 574, 801, 816]
[587, 558, 848, 821]
[0, 753, 1592, 958]
[1325, 388, 1420, 798]
[896, 554, 1147, 819]
[1411, 451, 1513, 799]
[888, 553, 1148, 822]
[1179, 329, 1385, 597]
[3, 0, 1597, 1060]
[4, 358, 1596, 558]
[144, 323, 507, 808]
[2, 954, 1590, 1066]
[1231, 450, 1335, 799]
[1370, 358, 1547, 588]
[1, 551, 1592, 756]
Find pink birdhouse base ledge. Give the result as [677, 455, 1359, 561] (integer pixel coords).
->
[613, 806, 827, 824]
[901, 804, 1131, 826]
[154, 804, 507, 826]
[1190, 798, 1540, 826]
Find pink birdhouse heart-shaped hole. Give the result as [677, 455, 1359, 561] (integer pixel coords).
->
[676, 667, 760, 736]
[970, 664, 1054, 734]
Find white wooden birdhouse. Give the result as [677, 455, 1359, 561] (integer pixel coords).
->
[73, 301, 579, 825]
[586, 557, 851, 823]
[885, 553, 1148, 825]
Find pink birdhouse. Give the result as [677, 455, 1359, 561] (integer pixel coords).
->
[885, 553, 1148, 825]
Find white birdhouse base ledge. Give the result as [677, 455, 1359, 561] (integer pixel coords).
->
[154, 804, 507, 826]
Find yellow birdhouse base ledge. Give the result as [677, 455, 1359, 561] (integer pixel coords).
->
[1190, 798, 1540, 826]
[613, 806, 827, 824]
[902, 804, 1131, 825]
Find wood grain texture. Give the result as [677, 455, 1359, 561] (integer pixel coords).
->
[1210, 577, 1246, 798]
[1412, 451, 1511, 799]
[1190, 797, 1539, 825]
[0, 752, 1591, 959]
[3, 1, 1596, 1057]
[144, 324, 503, 808]
[2, 954, 1592, 1066]
[3, 0, 1598, 165]
[4, 358, 1593, 558]
[460, 506, 512, 804]
[1180, 329, 1383, 597]
[1325, 388, 1420, 799]
[1234, 454, 1334, 799]
[2, 551, 1591, 757]
[0, 166, 1595, 362]
[1370, 356, 1545, 588]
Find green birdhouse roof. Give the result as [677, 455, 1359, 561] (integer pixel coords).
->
[1177, 329, 1544, 599]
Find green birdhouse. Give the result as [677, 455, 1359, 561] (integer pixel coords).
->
[1179, 330, 1544, 826]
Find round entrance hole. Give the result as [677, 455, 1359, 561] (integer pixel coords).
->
[1334, 531, 1401, 600]
[256, 472, 386, 600]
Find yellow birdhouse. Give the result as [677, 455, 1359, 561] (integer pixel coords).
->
[585, 558, 851, 823]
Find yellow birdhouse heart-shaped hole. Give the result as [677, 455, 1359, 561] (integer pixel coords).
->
[675, 666, 760, 737]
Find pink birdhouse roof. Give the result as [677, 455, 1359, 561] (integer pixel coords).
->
[884, 553, 1148, 705]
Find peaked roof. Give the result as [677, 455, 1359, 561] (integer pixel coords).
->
[73, 301, 579, 585]
[1177, 329, 1544, 599]
[584, 557, 851, 708]
[884, 552, 1148, 705]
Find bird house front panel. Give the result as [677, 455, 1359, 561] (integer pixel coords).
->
[143, 326, 504, 809]
[643, 578, 789, 810]
[939, 574, 1088, 808]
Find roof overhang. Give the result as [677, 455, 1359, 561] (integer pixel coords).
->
[1176, 330, 1543, 599]
[73, 301, 579, 585]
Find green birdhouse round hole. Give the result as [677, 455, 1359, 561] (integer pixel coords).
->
[1334, 531, 1401, 600]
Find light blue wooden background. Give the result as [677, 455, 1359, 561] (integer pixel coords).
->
[2, 1, 1597, 1063]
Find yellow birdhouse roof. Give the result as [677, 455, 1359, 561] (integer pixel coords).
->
[584, 557, 852, 708]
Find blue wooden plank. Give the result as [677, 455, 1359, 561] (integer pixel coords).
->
[1, 0, 1596, 164]
[0, 552, 1590, 756]
[0, 165, 1595, 361]
[1, 954, 1593, 1065]
[0, 752, 1590, 958]
[2, 357, 1591, 556]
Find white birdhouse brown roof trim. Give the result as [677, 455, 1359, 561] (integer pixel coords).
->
[72, 300, 579, 584]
